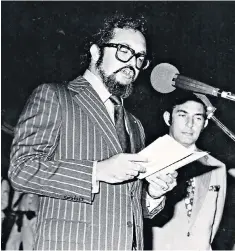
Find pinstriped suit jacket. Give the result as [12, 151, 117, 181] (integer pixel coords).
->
[9, 76, 162, 250]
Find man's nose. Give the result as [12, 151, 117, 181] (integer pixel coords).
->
[128, 56, 138, 70]
[186, 117, 194, 128]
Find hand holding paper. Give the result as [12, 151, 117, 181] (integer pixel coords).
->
[147, 171, 178, 199]
[137, 134, 209, 179]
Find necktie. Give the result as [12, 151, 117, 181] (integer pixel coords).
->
[110, 95, 130, 153]
[185, 178, 195, 217]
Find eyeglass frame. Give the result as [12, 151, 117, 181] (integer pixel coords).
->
[101, 43, 150, 70]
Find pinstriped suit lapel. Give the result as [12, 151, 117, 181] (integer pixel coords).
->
[189, 170, 211, 228]
[68, 76, 122, 156]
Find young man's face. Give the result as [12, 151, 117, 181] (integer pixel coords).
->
[96, 28, 147, 97]
[169, 101, 206, 148]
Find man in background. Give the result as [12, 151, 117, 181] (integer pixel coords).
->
[150, 92, 226, 250]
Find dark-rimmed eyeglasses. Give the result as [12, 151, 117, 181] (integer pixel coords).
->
[101, 43, 150, 70]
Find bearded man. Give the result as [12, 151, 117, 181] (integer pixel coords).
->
[9, 14, 177, 250]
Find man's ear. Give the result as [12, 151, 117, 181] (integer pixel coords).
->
[163, 111, 171, 126]
[90, 44, 100, 62]
[203, 119, 208, 129]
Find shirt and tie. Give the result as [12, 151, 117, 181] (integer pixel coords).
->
[83, 69, 125, 193]
[83, 70, 164, 210]
[183, 144, 197, 218]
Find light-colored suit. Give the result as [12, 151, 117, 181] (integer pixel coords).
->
[9, 76, 163, 250]
[152, 161, 226, 250]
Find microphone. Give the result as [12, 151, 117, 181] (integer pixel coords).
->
[150, 63, 235, 102]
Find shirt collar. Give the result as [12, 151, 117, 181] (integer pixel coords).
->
[83, 69, 111, 103]
[169, 134, 197, 151]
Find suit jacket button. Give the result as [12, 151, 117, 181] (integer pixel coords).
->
[187, 232, 190, 237]
[78, 197, 84, 202]
[127, 221, 133, 228]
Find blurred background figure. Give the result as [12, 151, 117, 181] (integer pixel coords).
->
[5, 193, 39, 250]
[1, 178, 10, 223]
[1, 177, 13, 250]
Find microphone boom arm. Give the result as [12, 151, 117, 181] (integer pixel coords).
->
[194, 93, 235, 142]
[174, 74, 235, 102]
[211, 115, 235, 142]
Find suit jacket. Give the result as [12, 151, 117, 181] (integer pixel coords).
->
[9, 76, 163, 250]
[151, 161, 227, 250]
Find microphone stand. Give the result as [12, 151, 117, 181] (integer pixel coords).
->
[210, 116, 235, 142]
[175, 75, 235, 102]
[194, 93, 235, 142]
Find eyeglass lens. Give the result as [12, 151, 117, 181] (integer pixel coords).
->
[117, 45, 148, 69]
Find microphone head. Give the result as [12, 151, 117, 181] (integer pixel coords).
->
[150, 63, 180, 93]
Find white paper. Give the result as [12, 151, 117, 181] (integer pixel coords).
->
[137, 134, 209, 179]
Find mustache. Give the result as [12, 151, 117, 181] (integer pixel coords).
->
[114, 66, 136, 78]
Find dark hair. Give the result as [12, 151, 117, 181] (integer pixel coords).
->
[165, 91, 207, 121]
[80, 12, 149, 71]
[92, 12, 148, 46]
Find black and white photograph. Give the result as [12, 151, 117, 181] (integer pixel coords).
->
[1, 1, 235, 250]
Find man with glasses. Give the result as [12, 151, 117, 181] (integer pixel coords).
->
[9, 13, 177, 250]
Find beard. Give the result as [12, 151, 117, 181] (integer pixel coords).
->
[99, 68, 134, 98]
[96, 56, 134, 98]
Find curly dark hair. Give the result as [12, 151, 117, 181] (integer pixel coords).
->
[92, 12, 148, 46]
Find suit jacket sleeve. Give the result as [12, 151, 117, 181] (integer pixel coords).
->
[211, 163, 227, 241]
[9, 84, 94, 204]
[141, 179, 166, 219]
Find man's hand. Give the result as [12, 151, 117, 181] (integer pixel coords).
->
[146, 171, 178, 199]
[96, 153, 147, 184]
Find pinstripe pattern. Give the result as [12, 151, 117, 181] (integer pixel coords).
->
[9, 76, 148, 250]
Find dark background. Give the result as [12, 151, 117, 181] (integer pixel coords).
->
[1, 1, 235, 249]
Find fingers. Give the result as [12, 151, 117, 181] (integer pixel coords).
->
[127, 153, 148, 163]
[133, 164, 146, 173]
[167, 171, 178, 179]
[148, 176, 169, 191]
[126, 169, 139, 177]
[147, 171, 178, 191]
[171, 171, 178, 178]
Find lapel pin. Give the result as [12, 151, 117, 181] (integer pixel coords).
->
[209, 185, 220, 192]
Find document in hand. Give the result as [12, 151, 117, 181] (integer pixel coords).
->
[137, 134, 209, 179]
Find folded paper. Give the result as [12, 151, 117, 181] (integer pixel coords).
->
[137, 134, 209, 179]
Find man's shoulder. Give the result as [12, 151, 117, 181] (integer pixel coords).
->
[40, 82, 68, 90]
[204, 154, 227, 176]
[33, 82, 65, 91]
[33, 82, 71, 97]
